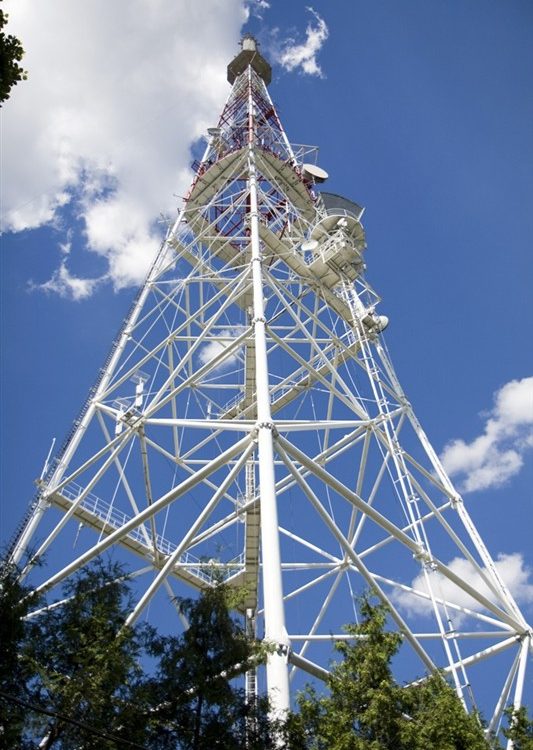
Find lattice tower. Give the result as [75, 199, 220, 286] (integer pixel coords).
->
[9, 37, 531, 735]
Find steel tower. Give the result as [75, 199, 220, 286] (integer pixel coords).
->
[9, 37, 531, 732]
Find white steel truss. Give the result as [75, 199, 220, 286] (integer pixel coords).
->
[9, 37, 531, 734]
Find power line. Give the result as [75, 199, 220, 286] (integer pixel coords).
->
[0, 690, 149, 749]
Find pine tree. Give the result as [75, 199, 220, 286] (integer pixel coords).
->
[401, 673, 492, 750]
[292, 594, 492, 750]
[143, 584, 279, 749]
[21, 560, 150, 749]
[1, 559, 280, 748]
[0, 558, 38, 748]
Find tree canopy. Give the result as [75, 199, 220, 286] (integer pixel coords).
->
[2, 561, 530, 749]
[0, 560, 279, 749]
[503, 706, 533, 750]
[0, 5, 27, 105]
[291, 595, 496, 750]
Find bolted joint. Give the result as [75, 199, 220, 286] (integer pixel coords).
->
[413, 547, 431, 565]
[450, 494, 463, 509]
[252, 315, 266, 325]
[257, 420, 275, 431]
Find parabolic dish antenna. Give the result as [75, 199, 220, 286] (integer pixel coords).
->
[301, 239, 319, 252]
[302, 163, 329, 183]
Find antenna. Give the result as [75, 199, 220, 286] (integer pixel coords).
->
[39, 437, 56, 480]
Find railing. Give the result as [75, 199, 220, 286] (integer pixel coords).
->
[58, 481, 244, 584]
[317, 192, 364, 222]
[6, 248, 165, 561]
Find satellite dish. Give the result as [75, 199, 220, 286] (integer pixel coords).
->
[302, 163, 329, 183]
[376, 315, 389, 333]
[207, 127, 222, 138]
[301, 239, 318, 252]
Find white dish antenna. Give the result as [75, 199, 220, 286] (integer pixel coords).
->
[301, 239, 319, 252]
[302, 163, 329, 183]
[376, 315, 389, 332]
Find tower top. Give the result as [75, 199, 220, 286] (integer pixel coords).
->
[227, 34, 272, 86]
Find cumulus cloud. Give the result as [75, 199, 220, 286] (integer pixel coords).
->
[29, 260, 104, 301]
[2, 0, 248, 294]
[394, 553, 533, 622]
[198, 328, 244, 371]
[245, 0, 270, 19]
[440, 377, 533, 492]
[277, 7, 329, 77]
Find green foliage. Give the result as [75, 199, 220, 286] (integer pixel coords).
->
[401, 674, 491, 750]
[0, 560, 280, 749]
[0, 5, 27, 105]
[291, 593, 493, 750]
[294, 596, 405, 749]
[4, 562, 528, 750]
[143, 583, 279, 749]
[22, 560, 150, 749]
[0, 559, 39, 748]
[504, 706, 533, 750]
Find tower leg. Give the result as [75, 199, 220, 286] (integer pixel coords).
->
[257, 428, 290, 714]
[507, 637, 530, 750]
[9, 498, 49, 566]
[249, 143, 290, 715]
[9, 243, 170, 570]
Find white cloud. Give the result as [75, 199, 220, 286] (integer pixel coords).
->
[440, 377, 533, 492]
[198, 328, 244, 371]
[277, 7, 329, 77]
[245, 0, 270, 19]
[2, 0, 248, 294]
[494, 376, 533, 430]
[395, 553, 533, 622]
[29, 260, 104, 301]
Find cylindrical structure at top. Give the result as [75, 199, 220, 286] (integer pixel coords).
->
[227, 35, 272, 85]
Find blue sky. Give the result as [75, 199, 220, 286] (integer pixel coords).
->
[1, 0, 532, 710]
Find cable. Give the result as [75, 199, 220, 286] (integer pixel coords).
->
[0, 690, 149, 749]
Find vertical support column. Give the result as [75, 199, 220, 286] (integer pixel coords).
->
[248, 131, 290, 713]
[507, 636, 530, 750]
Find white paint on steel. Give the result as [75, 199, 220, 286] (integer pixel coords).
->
[10, 43, 531, 735]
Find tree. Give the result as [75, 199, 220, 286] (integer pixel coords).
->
[294, 596, 404, 749]
[6, 562, 517, 750]
[400, 673, 493, 750]
[504, 706, 533, 750]
[0, 559, 281, 749]
[143, 584, 279, 750]
[0, 558, 39, 748]
[21, 559, 151, 749]
[292, 594, 493, 750]
[0, 3, 27, 105]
